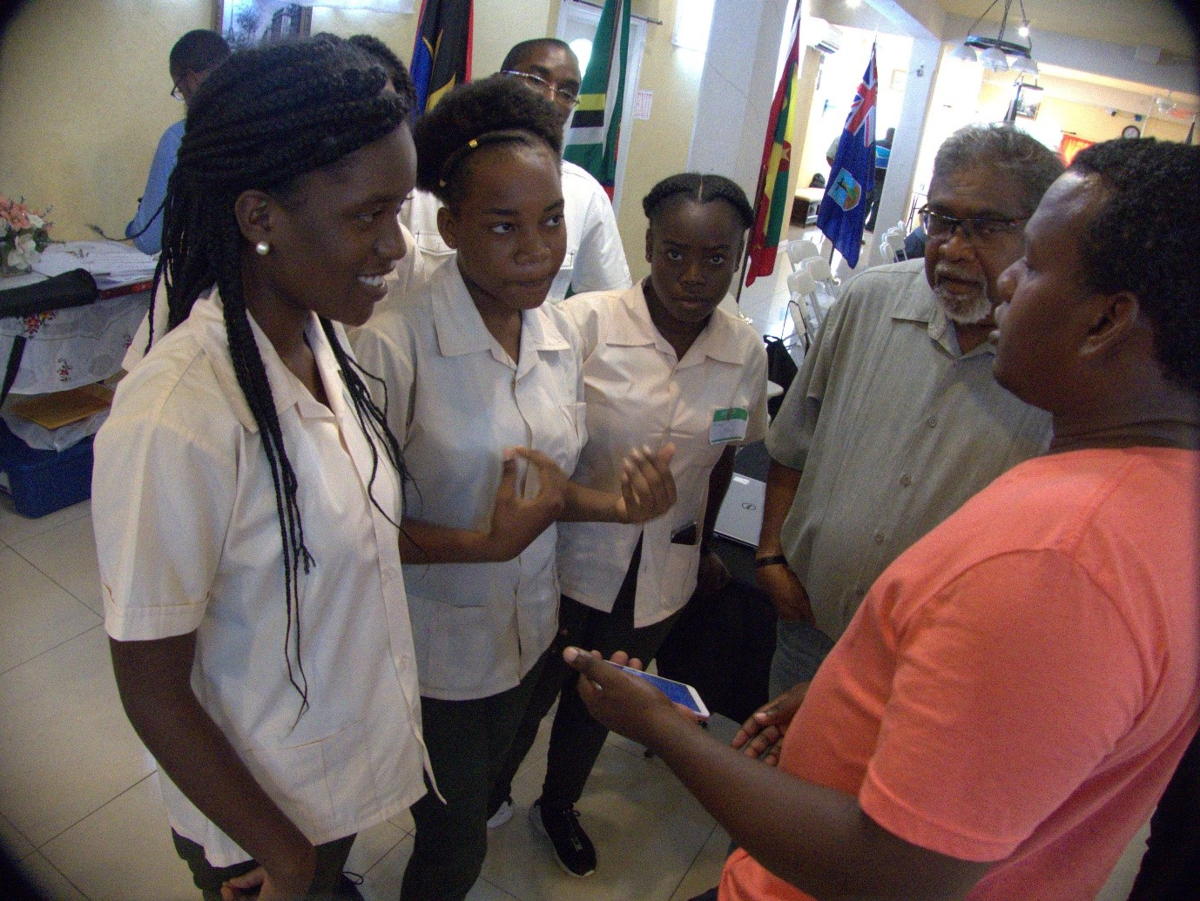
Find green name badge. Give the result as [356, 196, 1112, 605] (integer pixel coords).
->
[710, 407, 749, 444]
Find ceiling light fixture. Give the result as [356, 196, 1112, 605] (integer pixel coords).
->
[953, 0, 1037, 75]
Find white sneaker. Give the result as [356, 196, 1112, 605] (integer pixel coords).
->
[486, 797, 514, 829]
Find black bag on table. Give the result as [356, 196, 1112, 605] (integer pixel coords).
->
[0, 269, 99, 405]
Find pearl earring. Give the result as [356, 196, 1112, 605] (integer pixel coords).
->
[255, 241, 270, 256]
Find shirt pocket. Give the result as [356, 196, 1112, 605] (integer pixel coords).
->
[239, 716, 373, 841]
[408, 595, 498, 695]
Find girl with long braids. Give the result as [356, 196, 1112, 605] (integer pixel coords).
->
[94, 38, 432, 899]
[350, 76, 677, 900]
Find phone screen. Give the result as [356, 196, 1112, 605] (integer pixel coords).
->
[608, 662, 709, 718]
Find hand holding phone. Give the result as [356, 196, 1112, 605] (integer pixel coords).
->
[606, 661, 710, 720]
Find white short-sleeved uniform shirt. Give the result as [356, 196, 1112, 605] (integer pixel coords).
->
[400, 159, 631, 303]
[557, 282, 770, 627]
[351, 261, 587, 700]
[95, 291, 430, 867]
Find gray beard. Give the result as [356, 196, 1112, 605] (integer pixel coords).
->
[934, 285, 993, 325]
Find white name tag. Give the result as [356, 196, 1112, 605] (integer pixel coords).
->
[710, 407, 749, 444]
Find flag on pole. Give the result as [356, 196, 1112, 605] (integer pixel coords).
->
[816, 44, 877, 268]
[743, 10, 801, 287]
[563, 0, 631, 197]
[410, 0, 473, 114]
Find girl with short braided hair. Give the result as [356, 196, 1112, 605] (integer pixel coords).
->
[95, 37, 431, 899]
[488, 171, 768, 877]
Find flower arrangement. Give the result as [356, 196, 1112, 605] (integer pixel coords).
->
[0, 195, 53, 275]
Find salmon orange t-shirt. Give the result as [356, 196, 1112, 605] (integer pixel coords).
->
[721, 447, 1200, 900]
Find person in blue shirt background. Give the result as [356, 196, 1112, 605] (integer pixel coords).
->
[125, 29, 229, 255]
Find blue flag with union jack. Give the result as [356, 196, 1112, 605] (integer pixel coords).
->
[817, 45, 877, 268]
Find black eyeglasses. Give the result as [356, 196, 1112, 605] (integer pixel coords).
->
[500, 69, 580, 108]
[918, 206, 1028, 244]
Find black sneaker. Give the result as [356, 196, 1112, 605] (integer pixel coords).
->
[531, 799, 597, 877]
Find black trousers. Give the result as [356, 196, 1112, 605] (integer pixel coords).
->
[489, 542, 683, 813]
[400, 657, 545, 901]
[1127, 727, 1200, 900]
[171, 830, 358, 901]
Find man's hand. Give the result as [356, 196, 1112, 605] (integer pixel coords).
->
[615, 444, 677, 523]
[484, 447, 567, 560]
[731, 681, 811, 766]
[755, 560, 815, 623]
[564, 647, 699, 748]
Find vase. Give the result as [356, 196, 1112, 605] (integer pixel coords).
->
[0, 254, 33, 278]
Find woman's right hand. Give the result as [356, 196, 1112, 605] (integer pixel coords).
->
[755, 559, 815, 623]
[483, 447, 568, 561]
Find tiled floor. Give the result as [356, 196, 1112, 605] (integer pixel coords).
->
[0, 243, 1151, 898]
[0, 494, 740, 900]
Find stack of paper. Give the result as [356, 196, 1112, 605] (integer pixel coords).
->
[33, 241, 157, 291]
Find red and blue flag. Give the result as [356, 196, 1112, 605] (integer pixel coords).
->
[817, 45, 877, 268]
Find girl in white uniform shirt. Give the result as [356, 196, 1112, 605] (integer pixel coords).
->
[350, 76, 675, 901]
[93, 40, 431, 900]
[489, 173, 770, 878]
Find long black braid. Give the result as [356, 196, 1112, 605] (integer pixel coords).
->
[149, 37, 414, 719]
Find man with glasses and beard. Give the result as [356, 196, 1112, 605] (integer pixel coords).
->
[756, 125, 1062, 695]
[400, 38, 631, 302]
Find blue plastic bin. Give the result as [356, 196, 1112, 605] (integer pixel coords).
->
[0, 420, 95, 518]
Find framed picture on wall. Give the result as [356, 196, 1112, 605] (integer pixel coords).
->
[214, 1, 312, 48]
[1014, 92, 1040, 119]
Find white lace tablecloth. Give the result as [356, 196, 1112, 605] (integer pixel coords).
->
[0, 272, 150, 394]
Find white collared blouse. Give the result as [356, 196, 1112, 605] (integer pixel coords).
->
[95, 290, 430, 866]
[352, 261, 587, 700]
[556, 282, 769, 627]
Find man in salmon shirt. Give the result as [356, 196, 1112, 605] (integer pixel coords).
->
[561, 137, 1200, 901]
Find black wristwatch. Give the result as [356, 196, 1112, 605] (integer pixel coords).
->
[754, 554, 789, 569]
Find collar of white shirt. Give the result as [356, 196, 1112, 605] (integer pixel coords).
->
[190, 289, 345, 431]
[602, 281, 751, 366]
[429, 261, 574, 363]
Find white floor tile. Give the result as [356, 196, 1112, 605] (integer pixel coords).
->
[12, 512, 102, 614]
[1097, 819, 1150, 901]
[483, 738, 717, 901]
[346, 817, 409, 884]
[0, 625, 153, 846]
[0, 546, 100, 674]
[0, 809, 34, 860]
[670, 821, 732, 901]
[12, 850, 87, 900]
[0, 497, 90, 548]
[40, 774, 195, 901]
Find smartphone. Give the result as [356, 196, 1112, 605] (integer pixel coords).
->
[607, 662, 710, 720]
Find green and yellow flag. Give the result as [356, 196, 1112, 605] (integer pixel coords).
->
[563, 0, 631, 197]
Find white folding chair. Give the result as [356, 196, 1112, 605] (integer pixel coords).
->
[800, 255, 837, 287]
[883, 231, 907, 262]
[786, 239, 820, 269]
[786, 270, 824, 343]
